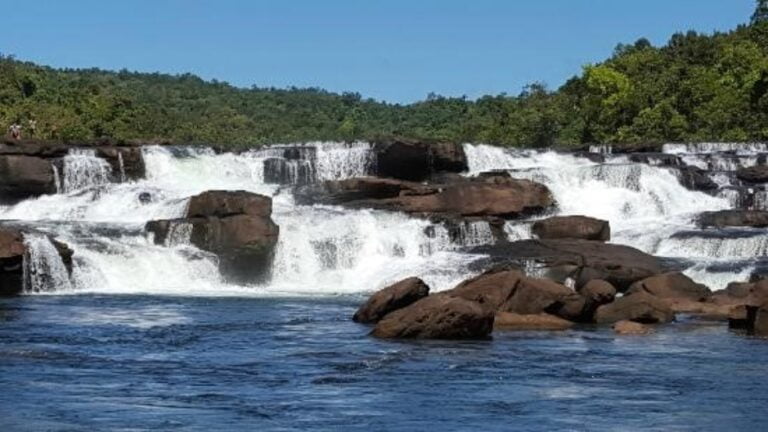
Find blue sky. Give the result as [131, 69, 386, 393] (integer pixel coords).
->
[2, 0, 756, 103]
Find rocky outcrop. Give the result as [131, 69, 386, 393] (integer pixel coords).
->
[471, 239, 664, 291]
[710, 280, 768, 308]
[371, 294, 494, 340]
[736, 165, 768, 183]
[146, 190, 279, 283]
[0, 155, 57, 201]
[353, 277, 430, 323]
[494, 312, 574, 331]
[698, 210, 768, 229]
[532, 216, 610, 241]
[0, 228, 73, 296]
[594, 292, 675, 324]
[297, 175, 554, 219]
[373, 138, 467, 181]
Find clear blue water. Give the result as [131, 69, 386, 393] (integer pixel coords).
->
[1, 295, 767, 431]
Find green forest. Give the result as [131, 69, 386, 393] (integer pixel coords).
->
[2, 3, 768, 149]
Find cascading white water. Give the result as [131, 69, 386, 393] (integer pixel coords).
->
[23, 234, 73, 293]
[62, 148, 113, 193]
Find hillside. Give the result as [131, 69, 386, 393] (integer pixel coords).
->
[1, 20, 768, 148]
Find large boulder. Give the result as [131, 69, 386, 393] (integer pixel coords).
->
[448, 267, 524, 312]
[297, 176, 554, 219]
[579, 279, 617, 305]
[494, 312, 573, 331]
[373, 138, 467, 181]
[710, 279, 768, 307]
[146, 190, 279, 283]
[372, 294, 494, 340]
[594, 292, 675, 324]
[736, 165, 768, 184]
[471, 239, 664, 291]
[0, 155, 56, 201]
[698, 210, 768, 229]
[532, 216, 610, 242]
[627, 272, 711, 302]
[353, 277, 430, 324]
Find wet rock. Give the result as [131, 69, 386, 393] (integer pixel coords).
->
[353, 277, 430, 324]
[674, 166, 718, 191]
[727, 305, 756, 330]
[471, 239, 663, 291]
[736, 165, 768, 184]
[579, 279, 617, 305]
[147, 190, 279, 283]
[298, 176, 554, 219]
[627, 153, 682, 166]
[263, 157, 314, 185]
[0, 155, 57, 201]
[373, 138, 467, 181]
[532, 215, 610, 242]
[372, 294, 494, 340]
[627, 272, 711, 302]
[448, 267, 524, 312]
[698, 210, 768, 229]
[613, 320, 653, 335]
[138, 192, 153, 204]
[754, 302, 768, 336]
[594, 292, 675, 324]
[94, 146, 146, 181]
[494, 312, 573, 331]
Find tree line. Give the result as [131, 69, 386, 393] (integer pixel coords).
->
[2, 8, 768, 149]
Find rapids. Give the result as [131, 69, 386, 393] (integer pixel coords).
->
[2, 141, 767, 295]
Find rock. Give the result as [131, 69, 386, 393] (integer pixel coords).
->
[627, 272, 711, 302]
[674, 166, 718, 191]
[579, 280, 617, 305]
[627, 153, 682, 166]
[698, 210, 768, 229]
[0, 155, 56, 201]
[448, 267, 524, 312]
[736, 165, 768, 183]
[710, 280, 768, 308]
[532, 216, 610, 241]
[728, 305, 756, 330]
[298, 176, 554, 219]
[146, 190, 279, 283]
[594, 292, 675, 324]
[94, 146, 146, 181]
[138, 192, 153, 204]
[0, 229, 27, 296]
[613, 320, 653, 335]
[494, 312, 573, 331]
[373, 138, 467, 181]
[353, 277, 430, 324]
[471, 239, 664, 291]
[754, 302, 768, 336]
[371, 294, 494, 340]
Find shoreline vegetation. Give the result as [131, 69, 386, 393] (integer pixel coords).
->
[2, 15, 768, 149]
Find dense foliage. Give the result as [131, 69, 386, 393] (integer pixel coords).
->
[2, 10, 768, 149]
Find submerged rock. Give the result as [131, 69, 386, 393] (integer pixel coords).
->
[372, 294, 494, 340]
[494, 312, 574, 331]
[532, 215, 610, 242]
[146, 190, 279, 283]
[613, 320, 654, 335]
[353, 277, 430, 324]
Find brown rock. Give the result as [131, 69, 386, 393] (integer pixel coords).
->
[494, 312, 573, 331]
[505, 277, 587, 321]
[755, 302, 768, 336]
[627, 272, 711, 303]
[0, 155, 56, 201]
[736, 165, 768, 183]
[353, 277, 430, 324]
[448, 268, 524, 312]
[698, 210, 768, 229]
[613, 320, 653, 335]
[594, 292, 675, 324]
[187, 190, 273, 218]
[579, 280, 617, 305]
[373, 138, 467, 181]
[532, 216, 610, 242]
[372, 295, 494, 340]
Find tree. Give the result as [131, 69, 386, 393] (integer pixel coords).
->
[753, 0, 768, 25]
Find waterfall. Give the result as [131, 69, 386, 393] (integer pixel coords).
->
[62, 148, 112, 193]
[23, 234, 73, 293]
[164, 221, 193, 247]
[117, 152, 126, 183]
